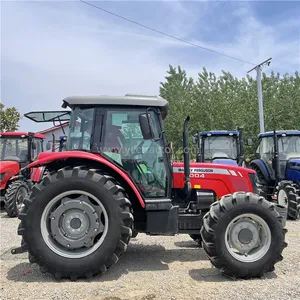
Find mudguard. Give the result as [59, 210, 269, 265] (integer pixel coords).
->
[26, 151, 145, 208]
[250, 159, 273, 184]
[0, 161, 20, 190]
[286, 159, 300, 183]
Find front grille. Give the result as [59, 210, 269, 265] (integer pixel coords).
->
[248, 173, 259, 194]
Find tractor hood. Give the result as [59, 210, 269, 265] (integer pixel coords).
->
[0, 161, 20, 189]
[286, 158, 300, 183]
[0, 161, 20, 173]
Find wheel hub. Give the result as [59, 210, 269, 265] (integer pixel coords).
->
[238, 228, 253, 244]
[50, 197, 104, 249]
[16, 187, 28, 210]
[278, 189, 288, 207]
[229, 218, 260, 254]
[70, 217, 82, 229]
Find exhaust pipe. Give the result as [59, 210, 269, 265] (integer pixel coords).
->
[183, 116, 191, 199]
[273, 130, 280, 181]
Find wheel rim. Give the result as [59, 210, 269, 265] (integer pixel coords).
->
[225, 213, 271, 263]
[278, 189, 288, 207]
[16, 186, 28, 211]
[41, 190, 109, 258]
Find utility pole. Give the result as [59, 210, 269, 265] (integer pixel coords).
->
[247, 58, 272, 133]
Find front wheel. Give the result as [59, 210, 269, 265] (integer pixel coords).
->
[200, 192, 287, 278]
[4, 181, 29, 217]
[277, 181, 300, 220]
[18, 166, 133, 280]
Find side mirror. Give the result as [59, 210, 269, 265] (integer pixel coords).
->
[46, 141, 51, 151]
[247, 138, 253, 146]
[192, 136, 197, 144]
[139, 113, 153, 140]
[32, 142, 37, 150]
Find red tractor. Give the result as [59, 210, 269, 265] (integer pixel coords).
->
[0, 132, 45, 217]
[13, 95, 287, 280]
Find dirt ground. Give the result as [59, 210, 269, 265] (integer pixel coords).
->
[1, 209, 300, 300]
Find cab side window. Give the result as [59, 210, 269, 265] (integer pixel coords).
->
[256, 137, 274, 161]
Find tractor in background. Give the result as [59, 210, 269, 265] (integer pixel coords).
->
[250, 130, 300, 220]
[193, 128, 245, 167]
[13, 95, 287, 280]
[0, 132, 45, 217]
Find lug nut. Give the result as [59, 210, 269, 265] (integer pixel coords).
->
[67, 244, 70, 248]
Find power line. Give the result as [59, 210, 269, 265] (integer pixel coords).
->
[80, 0, 256, 66]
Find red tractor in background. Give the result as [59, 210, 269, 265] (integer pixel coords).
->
[0, 132, 45, 217]
[13, 95, 287, 280]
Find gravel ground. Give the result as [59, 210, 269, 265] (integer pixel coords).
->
[0, 208, 299, 300]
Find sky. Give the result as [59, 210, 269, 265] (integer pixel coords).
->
[1, 0, 300, 132]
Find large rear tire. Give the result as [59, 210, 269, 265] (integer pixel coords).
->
[4, 181, 29, 218]
[18, 166, 133, 280]
[189, 234, 202, 246]
[251, 165, 270, 199]
[277, 181, 300, 220]
[200, 192, 287, 278]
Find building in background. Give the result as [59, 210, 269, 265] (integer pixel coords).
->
[39, 123, 69, 152]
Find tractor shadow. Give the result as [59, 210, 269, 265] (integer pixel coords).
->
[188, 268, 278, 282]
[6, 240, 207, 283]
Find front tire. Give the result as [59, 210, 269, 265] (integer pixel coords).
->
[18, 166, 133, 280]
[4, 181, 29, 217]
[200, 192, 287, 278]
[277, 181, 300, 220]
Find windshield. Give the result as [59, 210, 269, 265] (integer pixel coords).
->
[203, 136, 238, 160]
[67, 107, 95, 151]
[0, 138, 28, 162]
[278, 135, 300, 159]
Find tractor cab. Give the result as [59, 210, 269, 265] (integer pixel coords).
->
[193, 129, 244, 166]
[25, 95, 170, 198]
[0, 132, 45, 206]
[250, 130, 300, 220]
[0, 132, 45, 166]
[254, 131, 300, 183]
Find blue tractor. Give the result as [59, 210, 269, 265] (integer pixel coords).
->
[250, 130, 300, 220]
[193, 128, 245, 167]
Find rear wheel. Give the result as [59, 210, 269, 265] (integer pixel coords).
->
[18, 166, 133, 280]
[251, 165, 269, 199]
[4, 181, 29, 217]
[189, 234, 202, 246]
[277, 181, 300, 220]
[201, 192, 287, 278]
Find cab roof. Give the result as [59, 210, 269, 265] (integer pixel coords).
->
[62, 94, 169, 118]
[199, 130, 239, 136]
[259, 130, 300, 138]
[0, 132, 45, 139]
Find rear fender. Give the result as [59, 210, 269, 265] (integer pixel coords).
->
[26, 151, 145, 208]
[250, 159, 272, 184]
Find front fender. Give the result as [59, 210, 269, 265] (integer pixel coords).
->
[250, 159, 272, 184]
[27, 151, 145, 208]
